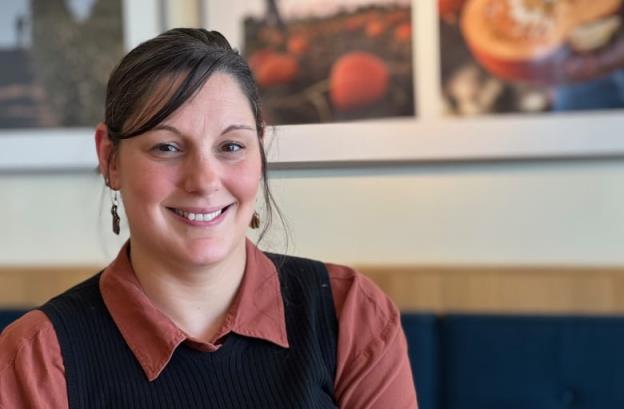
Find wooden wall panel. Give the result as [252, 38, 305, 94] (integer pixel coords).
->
[359, 266, 624, 314]
[2, 265, 624, 314]
[0, 267, 95, 308]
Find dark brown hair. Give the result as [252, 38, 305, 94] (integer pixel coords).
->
[104, 28, 280, 242]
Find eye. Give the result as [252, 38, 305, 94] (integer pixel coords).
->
[221, 142, 244, 153]
[152, 143, 181, 153]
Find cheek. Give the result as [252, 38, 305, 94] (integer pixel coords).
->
[227, 160, 262, 204]
[119, 157, 176, 208]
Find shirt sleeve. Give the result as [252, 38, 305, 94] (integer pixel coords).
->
[0, 310, 68, 409]
[327, 263, 418, 409]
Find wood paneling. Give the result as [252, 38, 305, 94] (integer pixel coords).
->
[358, 265, 624, 314]
[0, 267, 96, 308]
[2, 265, 624, 313]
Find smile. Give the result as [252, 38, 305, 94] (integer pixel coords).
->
[170, 207, 227, 222]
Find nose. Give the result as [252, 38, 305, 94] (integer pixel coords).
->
[182, 152, 220, 194]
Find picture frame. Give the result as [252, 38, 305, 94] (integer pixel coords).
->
[204, 0, 624, 168]
[4, 0, 624, 171]
[0, 0, 163, 171]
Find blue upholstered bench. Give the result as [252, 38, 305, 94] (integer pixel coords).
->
[401, 314, 440, 409]
[442, 314, 624, 409]
[3, 311, 623, 408]
[402, 314, 624, 409]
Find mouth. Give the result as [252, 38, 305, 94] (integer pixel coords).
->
[167, 205, 232, 223]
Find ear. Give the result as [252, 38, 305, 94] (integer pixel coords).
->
[95, 122, 120, 189]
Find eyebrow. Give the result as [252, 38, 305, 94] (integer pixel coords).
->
[221, 124, 255, 135]
[152, 124, 255, 137]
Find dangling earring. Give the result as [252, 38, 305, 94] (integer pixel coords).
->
[111, 190, 121, 235]
[250, 211, 260, 229]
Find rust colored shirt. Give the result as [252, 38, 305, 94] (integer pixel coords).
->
[0, 240, 417, 408]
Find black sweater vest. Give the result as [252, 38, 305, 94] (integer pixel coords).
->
[39, 254, 339, 409]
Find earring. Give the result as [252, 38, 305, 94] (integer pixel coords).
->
[111, 190, 121, 235]
[250, 211, 260, 229]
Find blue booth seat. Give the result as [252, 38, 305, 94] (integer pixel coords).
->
[401, 314, 440, 409]
[440, 314, 624, 409]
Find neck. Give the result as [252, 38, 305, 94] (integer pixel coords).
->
[128, 239, 247, 343]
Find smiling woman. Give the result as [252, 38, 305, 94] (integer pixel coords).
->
[99, 72, 262, 273]
[0, 28, 418, 408]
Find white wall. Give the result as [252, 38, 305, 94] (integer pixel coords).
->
[2, 158, 624, 267]
[268, 160, 624, 266]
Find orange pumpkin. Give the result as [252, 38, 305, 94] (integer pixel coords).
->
[394, 23, 412, 42]
[329, 52, 390, 111]
[287, 34, 310, 55]
[254, 53, 299, 88]
[248, 49, 276, 73]
[365, 20, 386, 38]
[461, 0, 623, 83]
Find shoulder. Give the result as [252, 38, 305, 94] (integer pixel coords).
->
[267, 253, 401, 344]
[0, 310, 67, 408]
[325, 262, 401, 355]
[326, 262, 399, 323]
[0, 310, 59, 371]
[324, 263, 418, 407]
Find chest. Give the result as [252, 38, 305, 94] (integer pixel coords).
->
[74, 334, 337, 409]
[85, 334, 336, 409]
[42, 256, 338, 409]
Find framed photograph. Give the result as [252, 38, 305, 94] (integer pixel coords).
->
[439, 0, 624, 116]
[1, 0, 163, 171]
[205, 0, 624, 167]
[242, 0, 414, 125]
[6, 0, 624, 170]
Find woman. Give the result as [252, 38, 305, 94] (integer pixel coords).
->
[0, 28, 417, 408]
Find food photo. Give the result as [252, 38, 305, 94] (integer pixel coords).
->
[439, 0, 624, 115]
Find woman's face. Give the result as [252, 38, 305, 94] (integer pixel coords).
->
[106, 72, 262, 270]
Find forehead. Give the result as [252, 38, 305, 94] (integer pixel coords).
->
[164, 72, 255, 128]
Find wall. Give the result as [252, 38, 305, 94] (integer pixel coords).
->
[2, 157, 624, 267]
[268, 159, 624, 266]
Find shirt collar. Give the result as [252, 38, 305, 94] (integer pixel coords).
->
[100, 239, 289, 381]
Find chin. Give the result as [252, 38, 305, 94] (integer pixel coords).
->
[176, 237, 241, 269]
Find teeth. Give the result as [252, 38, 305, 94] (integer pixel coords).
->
[174, 208, 223, 222]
